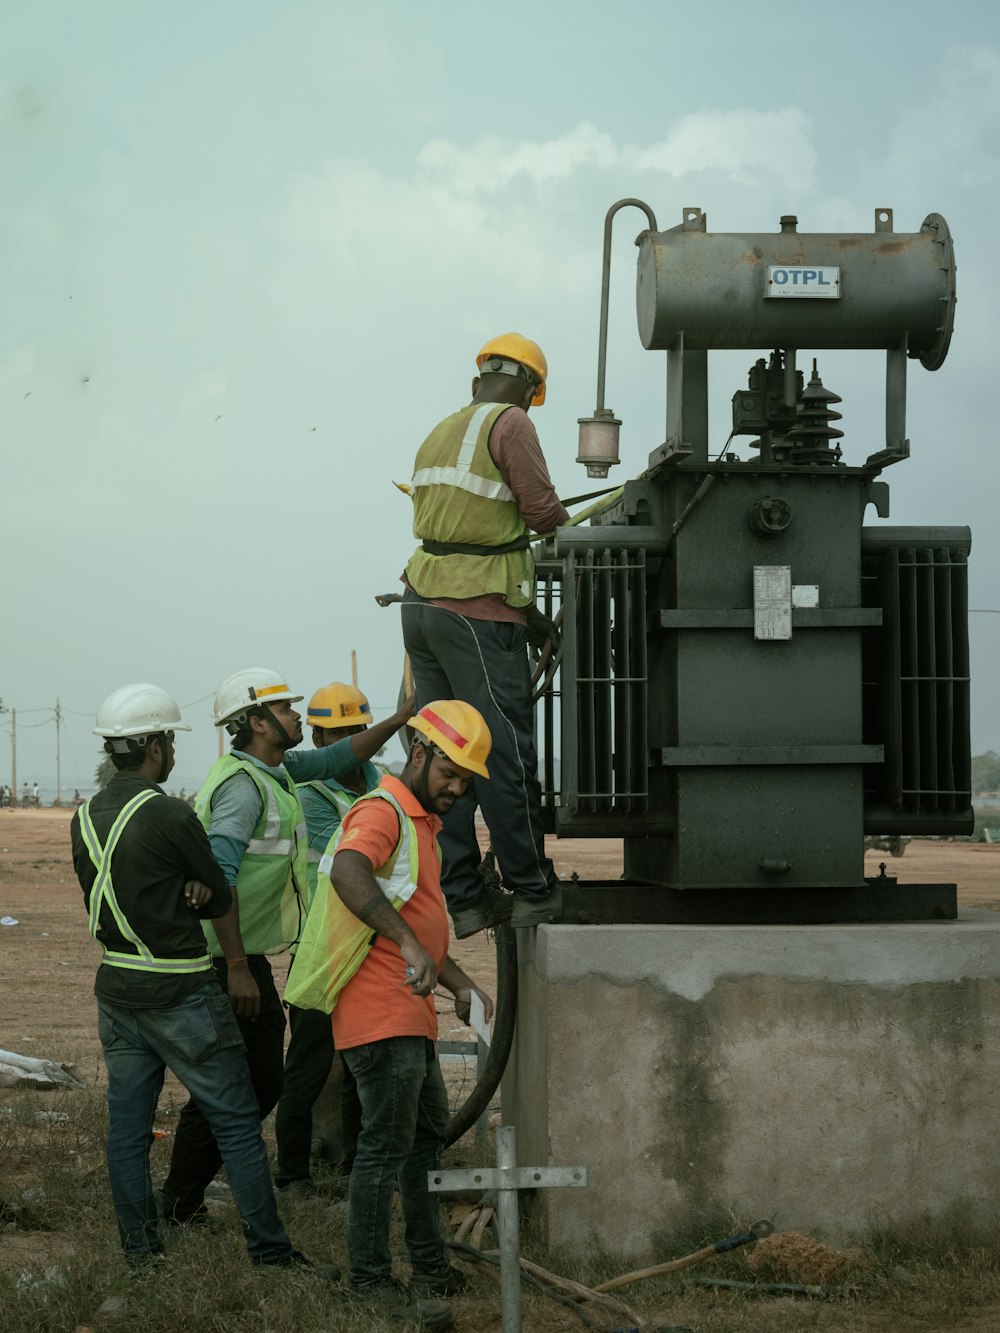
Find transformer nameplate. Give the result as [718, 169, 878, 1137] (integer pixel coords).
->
[765, 265, 840, 298]
[754, 566, 792, 640]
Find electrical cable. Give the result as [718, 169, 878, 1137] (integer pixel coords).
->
[444, 921, 517, 1146]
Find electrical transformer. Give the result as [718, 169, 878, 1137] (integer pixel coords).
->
[540, 203, 969, 923]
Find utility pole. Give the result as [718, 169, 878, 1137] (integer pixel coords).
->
[351, 649, 358, 687]
[10, 708, 15, 803]
[55, 698, 62, 805]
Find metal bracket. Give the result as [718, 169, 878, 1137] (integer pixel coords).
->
[429, 1125, 587, 1333]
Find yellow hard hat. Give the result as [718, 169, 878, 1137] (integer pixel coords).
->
[410, 700, 492, 779]
[476, 333, 547, 406]
[307, 682, 373, 730]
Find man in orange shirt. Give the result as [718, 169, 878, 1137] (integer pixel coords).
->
[329, 701, 494, 1328]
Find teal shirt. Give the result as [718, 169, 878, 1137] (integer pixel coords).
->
[299, 759, 383, 856]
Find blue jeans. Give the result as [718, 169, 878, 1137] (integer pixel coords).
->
[343, 1036, 450, 1288]
[98, 981, 293, 1267]
[163, 957, 286, 1216]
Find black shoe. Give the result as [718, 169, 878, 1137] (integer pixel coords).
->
[154, 1187, 209, 1228]
[349, 1277, 452, 1328]
[256, 1248, 342, 1283]
[450, 887, 513, 940]
[410, 1264, 470, 1297]
[510, 883, 562, 929]
[277, 1176, 349, 1202]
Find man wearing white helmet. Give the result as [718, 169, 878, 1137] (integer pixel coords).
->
[402, 334, 568, 937]
[273, 681, 379, 1199]
[158, 667, 413, 1228]
[69, 684, 335, 1275]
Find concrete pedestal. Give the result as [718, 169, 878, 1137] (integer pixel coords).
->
[503, 912, 1000, 1256]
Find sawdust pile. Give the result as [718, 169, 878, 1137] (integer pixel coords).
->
[745, 1230, 869, 1285]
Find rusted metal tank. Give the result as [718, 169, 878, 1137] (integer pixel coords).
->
[636, 208, 955, 370]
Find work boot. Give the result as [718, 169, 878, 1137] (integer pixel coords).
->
[450, 887, 512, 940]
[349, 1277, 453, 1328]
[154, 1187, 210, 1228]
[254, 1248, 342, 1283]
[510, 883, 562, 930]
[277, 1177, 348, 1203]
[410, 1263, 470, 1297]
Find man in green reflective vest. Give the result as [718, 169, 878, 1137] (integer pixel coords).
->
[402, 334, 569, 938]
[273, 680, 385, 1198]
[70, 683, 336, 1276]
[158, 667, 414, 1226]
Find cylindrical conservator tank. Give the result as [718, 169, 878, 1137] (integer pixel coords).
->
[636, 210, 956, 370]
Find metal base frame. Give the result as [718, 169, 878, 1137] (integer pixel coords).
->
[560, 877, 958, 924]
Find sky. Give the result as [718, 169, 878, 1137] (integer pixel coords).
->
[3, 0, 999, 796]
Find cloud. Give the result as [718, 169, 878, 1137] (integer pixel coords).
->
[877, 43, 1000, 191]
[418, 110, 816, 196]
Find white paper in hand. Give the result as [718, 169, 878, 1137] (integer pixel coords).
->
[469, 991, 491, 1046]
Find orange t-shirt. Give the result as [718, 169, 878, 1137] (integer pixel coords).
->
[331, 775, 448, 1051]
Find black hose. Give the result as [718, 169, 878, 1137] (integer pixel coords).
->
[445, 921, 518, 1145]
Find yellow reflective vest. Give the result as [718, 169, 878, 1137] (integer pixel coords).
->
[196, 755, 309, 957]
[405, 401, 534, 607]
[283, 785, 424, 1014]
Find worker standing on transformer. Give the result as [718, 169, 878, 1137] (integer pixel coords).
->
[70, 684, 335, 1276]
[273, 680, 389, 1199]
[402, 334, 568, 937]
[157, 667, 414, 1227]
[328, 700, 494, 1326]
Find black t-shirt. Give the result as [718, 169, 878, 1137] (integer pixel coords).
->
[71, 772, 232, 1008]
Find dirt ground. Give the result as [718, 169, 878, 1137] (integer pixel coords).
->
[2, 810, 997, 1055]
[2, 809, 1000, 1331]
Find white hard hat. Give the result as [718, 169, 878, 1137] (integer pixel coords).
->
[212, 668, 303, 729]
[93, 684, 191, 750]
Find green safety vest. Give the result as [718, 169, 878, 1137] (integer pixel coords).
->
[283, 785, 429, 1014]
[301, 781, 360, 907]
[78, 789, 213, 975]
[196, 755, 309, 958]
[405, 401, 534, 607]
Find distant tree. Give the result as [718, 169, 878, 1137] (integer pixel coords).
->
[971, 751, 1000, 794]
[94, 753, 115, 789]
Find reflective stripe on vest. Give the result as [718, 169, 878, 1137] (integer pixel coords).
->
[245, 775, 299, 857]
[411, 402, 515, 502]
[78, 790, 213, 974]
[317, 785, 422, 906]
[406, 402, 534, 606]
[196, 755, 309, 957]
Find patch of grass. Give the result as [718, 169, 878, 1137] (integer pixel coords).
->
[6, 1099, 1000, 1332]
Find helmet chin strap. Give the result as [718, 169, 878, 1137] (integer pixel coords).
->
[149, 733, 170, 784]
[259, 703, 295, 750]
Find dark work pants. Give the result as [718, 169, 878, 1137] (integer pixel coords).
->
[343, 1037, 450, 1288]
[274, 1004, 362, 1187]
[401, 590, 556, 911]
[162, 956, 285, 1217]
